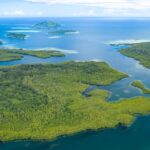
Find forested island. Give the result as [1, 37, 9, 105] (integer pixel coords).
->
[0, 41, 3, 45]
[1, 61, 150, 142]
[49, 30, 78, 35]
[131, 80, 150, 94]
[34, 21, 61, 30]
[34, 21, 78, 36]
[0, 48, 65, 62]
[7, 33, 27, 40]
[119, 42, 150, 68]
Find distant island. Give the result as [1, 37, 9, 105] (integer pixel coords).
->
[34, 21, 79, 36]
[131, 80, 150, 94]
[119, 42, 150, 68]
[0, 48, 65, 62]
[34, 21, 61, 30]
[49, 30, 79, 35]
[7, 33, 27, 40]
[0, 40, 3, 45]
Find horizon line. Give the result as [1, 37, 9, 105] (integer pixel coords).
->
[0, 16, 150, 19]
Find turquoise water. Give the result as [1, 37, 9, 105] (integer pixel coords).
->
[1, 17, 150, 149]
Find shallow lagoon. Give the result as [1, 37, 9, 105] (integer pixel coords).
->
[1, 18, 150, 149]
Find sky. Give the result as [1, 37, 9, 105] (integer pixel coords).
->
[0, 0, 150, 17]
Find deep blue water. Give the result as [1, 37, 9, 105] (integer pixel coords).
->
[1, 115, 150, 150]
[1, 17, 150, 150]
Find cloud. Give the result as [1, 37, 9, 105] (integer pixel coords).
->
[37, 11, 43, 16]
[25, 0, 150, 17]
[3, 10, 25, 16]
[72, 9, 96, 17]
[25, 0, 150, 9]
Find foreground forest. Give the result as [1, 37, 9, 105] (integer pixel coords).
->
[0, 61, 150, 141]
[120, 42, 150, 68]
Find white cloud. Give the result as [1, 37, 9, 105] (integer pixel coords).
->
[3, 10, 25, 16]
[26, 0, 150, 9]
[25, 0, 150, 17]
[73, 9, 96, 17]
[37, 11, 43, 16]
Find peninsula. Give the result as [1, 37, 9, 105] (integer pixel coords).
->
[131, 80, 150, 94]
[0, 48, 65, 62]
[119, 42, 150, 68]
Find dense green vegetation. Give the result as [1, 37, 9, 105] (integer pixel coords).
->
[0, 49, 65, 62]
[7, 33, 27, 40]
[1, 61, 150, 142]
[49, 30, 78, 35]
[120, 42, 150, 68]
[0, 52, 23, 62]
[34, 21, 61, 30]
[131, 80, 150, 94]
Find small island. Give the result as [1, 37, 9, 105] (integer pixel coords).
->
[7, 33, 27, 40]
[119, 42, 150, 68]
[49, 30, 79, 35]
[0, 48, 65, 62]
[131, 80, 150, 94]
[34, 21, 61, 30]
[34, 21, 78, 36]
[1, 61, 150, 142]
[0, 40, 3, 45]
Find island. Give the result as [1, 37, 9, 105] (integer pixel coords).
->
[1, 61, 150, 142]
[7, 33, 27, 40]
[34, 21, 61, 30]
[119, 42, 150, 68]
[131, 80, 150, 94]
[49, 30, 79, 35]
[0, 48, 65, 62]
[0, 40, 3, 45]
